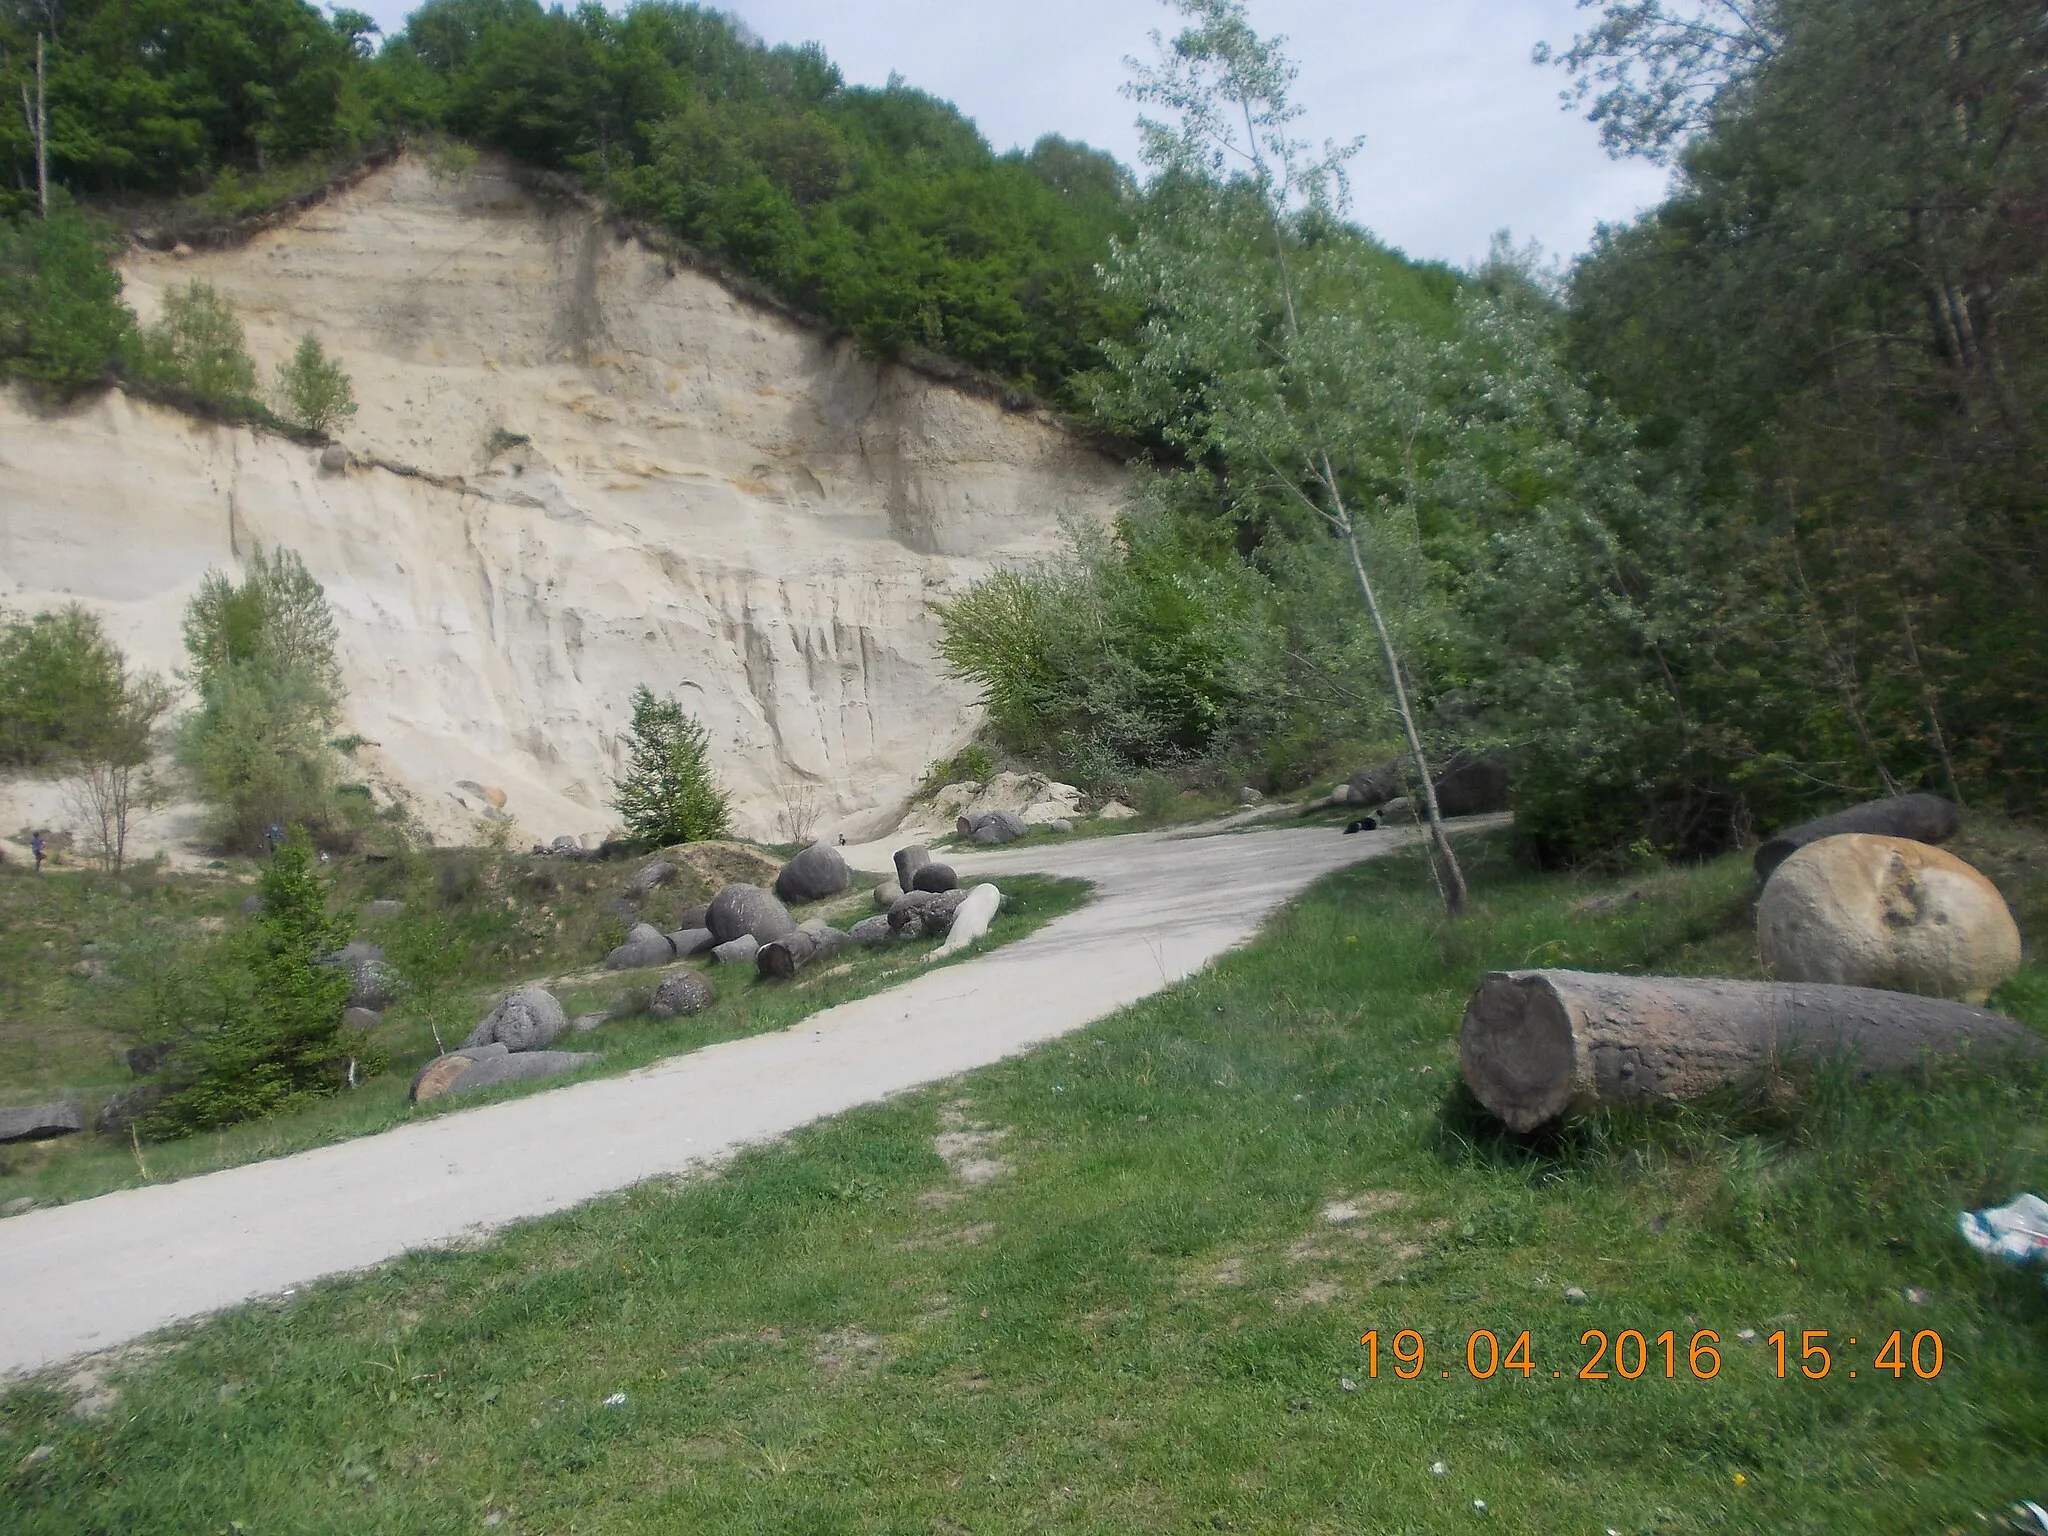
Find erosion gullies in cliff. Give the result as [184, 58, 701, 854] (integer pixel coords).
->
[0, 155, 1125, 847]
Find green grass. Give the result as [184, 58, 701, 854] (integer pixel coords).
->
[5, 825, 2044, 1531]
[0, 845, 1086, 1210]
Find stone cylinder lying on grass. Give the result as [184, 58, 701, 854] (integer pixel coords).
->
[410, 1047, 600, 1103]
[1458, 968, 2043, 1133]
[1753, 792, 1960, 883]
[757, 925, 855, 978]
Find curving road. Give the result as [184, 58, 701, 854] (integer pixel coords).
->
[0, 818, 1460, 1379]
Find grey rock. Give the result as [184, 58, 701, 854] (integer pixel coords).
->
[1238, 786, 1265, 805]
[911, 863, 959, 894]
[873, 880, 904, 908]
[1564, 1286, 1589, 1305]
[707, 883, 795, 944]
[849, 915, 894, 945]
[443, 1049, 599, 1099]
[95, 1085, 163, 1137]
[774, 842, 851, 904]
[665, 927, 716, 958]
[319, 942, 401, 1010]
[1047, 819, 1074, 835]
[1754, 792, 1961, 883]
[888, 888, 970, 937]
[962, 809, 1028, 845]
[649, 970, 717, 1019]
[605, 922, 676, 970]
[550, 835, 582, 855]
[757, 926, 854, 978]
[341, 1006, 383, 1032]
[1348, 759, 1405, 809]
[0, 1101, 83, 1143]
[461, 986, 568, 1053]
[893, 845, 931, 889]
[364, 899, 405, 916]
[712, 933, 760, 965]
[674, 904, 711, 932]
[630, 860, 678, 895]
[318, 443, 349, 473]
[2, 1196, 33, 1216]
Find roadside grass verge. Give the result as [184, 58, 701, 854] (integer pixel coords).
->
[5, 827, 2044, 1532]
[0, 848, 1085, 1210]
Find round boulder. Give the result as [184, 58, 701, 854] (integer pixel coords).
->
[630, 860, 678, 895]
[707, 883, 796, 944]
[775, 842, 851, 904]
[712, 933, 761, 965]
[649, 970, 717, 1019]
[849, 914, 894, 945]
[911, 863, 958, 894]
[893, 845, 931, 889]
[1758, 834, 2022, 1004]
[605, 922, 676, 971]
[874, 880, 904, 908]
[966, 809, 1029, 845]
[462, 986, 569, 1053]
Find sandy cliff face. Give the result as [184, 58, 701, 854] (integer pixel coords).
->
[0, 155, 1124, 847]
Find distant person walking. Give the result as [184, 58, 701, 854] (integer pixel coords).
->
[265, 825, 284, 859]
[32, 830, 46, 873]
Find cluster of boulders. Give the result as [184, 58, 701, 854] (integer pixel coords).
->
[1303, 750, 1513, 820]
[410, 984, 600, 1102]
[899, 772, 1083, 841]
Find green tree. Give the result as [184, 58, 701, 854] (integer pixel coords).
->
[0, 603, 124, 765]
[0, 200, 133, 391]
[145, 828, 373, 1139]
[134, 281, 259, 411]
[178, 545, 348, 852]
[274, 333, 357, 435]
[613, 685, 730, 845]
[1099, 0, 1470, 912]
[62, 667, 173, 873]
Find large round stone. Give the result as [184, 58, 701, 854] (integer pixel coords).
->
[706, 883, 796, 944]
[461, 986, 569, 1052]
[649, 970, 717, 1019]
[911, 863, 958, 894]
[774, 842, 851, 904]
[1757, 834, 2022, 1004]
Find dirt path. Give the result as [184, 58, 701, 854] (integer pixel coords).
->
[0, 819, 1453, 1379]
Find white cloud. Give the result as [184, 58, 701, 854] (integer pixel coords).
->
[348, 0, 1672, 266]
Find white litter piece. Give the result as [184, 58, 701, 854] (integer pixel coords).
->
[1958, 1193, 2048, 1273]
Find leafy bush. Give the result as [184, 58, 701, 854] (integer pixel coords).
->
[177, 546, 351, 853]
[275, 333, 357, 434]
[614, 685, 731, 845]
[918, 744, 995, 794]
[0, 604, 125, 766]
[0, 203, 133, 392]
[145, 830, 376, 1139]
[130, 282, 261, 413]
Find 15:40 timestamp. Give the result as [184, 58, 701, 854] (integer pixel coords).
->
[1357, 1328, 1946, 1381]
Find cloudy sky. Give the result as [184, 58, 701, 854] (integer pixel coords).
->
[351, 0, 1673, 268]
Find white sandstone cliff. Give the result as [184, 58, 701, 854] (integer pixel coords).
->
[0, 154, 1124, 850]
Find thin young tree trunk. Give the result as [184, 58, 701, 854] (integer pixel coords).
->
[1897, 599, 1964, 808]
[33, 34, 46, 218]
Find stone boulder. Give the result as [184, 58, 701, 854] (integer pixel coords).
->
[630, 860, 678, 895]
[674, 904, 711, 932]
[962, 809, 1029, 845]
[1048, 818, 1075, 835]
[649, 971, 717, 1019]
[0, 1101, 83, 1143]
[712, 933, 761, 965]
[665, 927, 716, 959]
[318, 443, 349, 474]
[319, 941, 402, 1011]
[605, 922, 676, 971]
[1238, 786, 1265, 806]
[932, 884, 1002, 958]
[1098, 802, 1139, 822]
[1432, 750, 1511, 817]
[342, 1006, 382, 1032]
[888, 888, 970, 938]
[874, 880, 904, 908]
[412, 1047, 599, 1103]
[775, 842, 851, 904]
[913, 772, 1084, 838]
[461, 986, 569, 1053]
[893, 845, 931, 889]
[849, 914, 894, 945]
[707, 883, 796, 944]
[1348, 759, 1405, 808]
[1758, 834, 2022, 1004]
[1754, 793, 1962, 883]
[911, 863, 959, 894]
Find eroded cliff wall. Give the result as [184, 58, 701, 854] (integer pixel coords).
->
[0, 155, 1124, 846]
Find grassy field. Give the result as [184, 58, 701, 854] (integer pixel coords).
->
[4, 822, 2043, 1532]
[0, 842, 1086, 1210]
